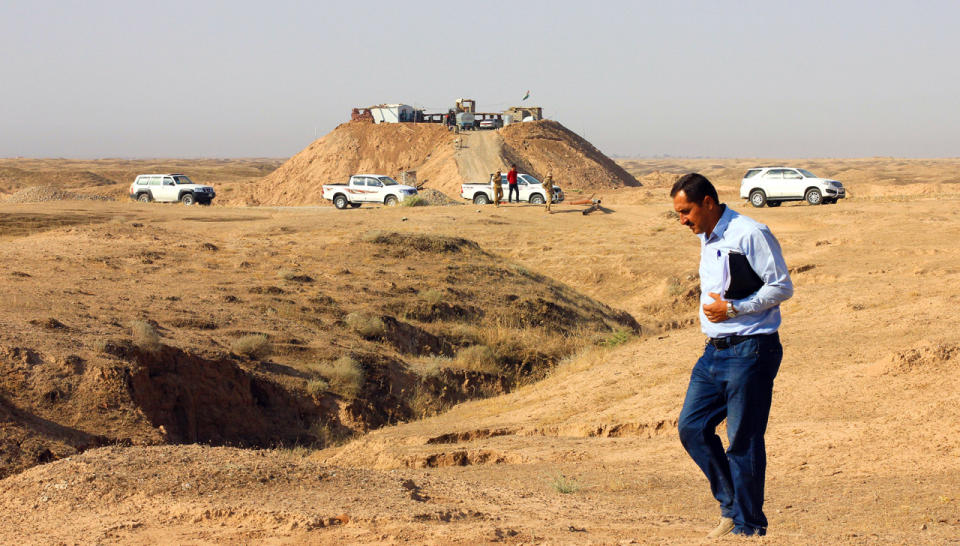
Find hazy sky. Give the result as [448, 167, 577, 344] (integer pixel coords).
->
[2, 0, 959, 158]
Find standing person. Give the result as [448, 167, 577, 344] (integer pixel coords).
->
[671, 173, 793, 539]
[542, 172, 554, 213]
[492, 170, 503, 207]
[507, 164, 519, 203]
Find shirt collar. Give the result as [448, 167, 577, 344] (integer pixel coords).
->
[699, 204, 735, 244]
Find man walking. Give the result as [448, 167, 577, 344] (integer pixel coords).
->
[507, 164, 519, 203]
[492, 170, 503, 207]
[671, 173, 793, 538]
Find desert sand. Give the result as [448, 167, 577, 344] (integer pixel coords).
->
[0, 156, 958, 544]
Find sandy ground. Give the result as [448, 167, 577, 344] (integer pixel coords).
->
[0, 165, 959, 544]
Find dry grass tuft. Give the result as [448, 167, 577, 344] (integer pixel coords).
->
[400, 195, 429, 207]
[454, 345, 499, 374]
[306, 379, 329, 397]
[231, 334, 271, 359]
[345, 312, 386, 339]
[419, 288, 445, 305]
[546, 472, 583, 494]
[310, 421, 354, 449]
[310, 356, 365, 398]
[130, 320, 161, 352]
[600, 329, 633, 348]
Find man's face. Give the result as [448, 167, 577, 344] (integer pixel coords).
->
[673, 191, 718, 235]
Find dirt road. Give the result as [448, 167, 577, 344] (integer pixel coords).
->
[455, 130, 508, 183]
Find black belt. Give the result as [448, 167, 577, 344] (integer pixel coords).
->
[706, 335, 754, 350]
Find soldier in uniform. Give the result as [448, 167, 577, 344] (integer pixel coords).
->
[543, 172, 554, 213]
[492, 170, 503, 207]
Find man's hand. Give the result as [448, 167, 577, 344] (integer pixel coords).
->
[703, 292, 729, 323]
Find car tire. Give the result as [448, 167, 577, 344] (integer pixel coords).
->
[805, 188, 823, 205]
[384, 195, 398, 206]
[333, 194, 349, 209]
[137, 193, 151, 203]
[749, 190, 767, 208]
[473, 194, 490, 205]
[180, 193, 196, 206]
[349, 203, 361, 208]
[529, 193, 545, 205]
[767, 200, 782, 207]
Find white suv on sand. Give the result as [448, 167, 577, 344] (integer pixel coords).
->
[740, 167, 845, 207]
[129, 174, 216, 205]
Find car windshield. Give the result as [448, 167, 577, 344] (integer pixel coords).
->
[798, 169, 817, 178]
[173, 175, 194, 185]
[377, 177, 399, 186]
[743, 169, 761, 179]
[520, 175, 541, 185]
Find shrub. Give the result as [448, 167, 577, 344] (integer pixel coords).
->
[130, 320, 160, 352]
[307, 379, 329, 397]
[400, 195, 429, 207]
[345, 312, 386, 339]
[419, 288, 444, 305]
[600, 329, 633, 348]
[313, 356, 365, 398]
[547, 472, 582, 494]
[231, 334, 271, 359]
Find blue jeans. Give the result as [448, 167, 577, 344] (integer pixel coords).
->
[508, 184, 519, 202]
[678, 333, 782, 536]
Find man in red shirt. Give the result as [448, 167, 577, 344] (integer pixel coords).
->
[507, 164, 519, 203]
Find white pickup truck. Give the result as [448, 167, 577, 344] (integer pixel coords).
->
[322, 175, 419, 209]
[459, 173, 564, 205]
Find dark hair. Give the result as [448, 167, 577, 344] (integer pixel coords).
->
[670, 173, 718, 204]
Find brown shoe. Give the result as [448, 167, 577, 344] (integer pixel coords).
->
[706, 517, 734, 539]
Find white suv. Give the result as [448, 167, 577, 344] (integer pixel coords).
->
[129, 174, 216, 205]
[740, 167, 845, 207]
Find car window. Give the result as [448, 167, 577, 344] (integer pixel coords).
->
[353, 178, 366, 187]
[743, 169, 761, 179]
[799, 169, 817, 178]
[163, 177, 175, 185]
[136, 177, 148, 185]
[783, 170, 802, 180]
[763, 169, 783, 179]
[378, 177, 398, 186]
[148, 176, 162, 186]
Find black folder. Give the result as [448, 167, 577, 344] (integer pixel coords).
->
[725, 252, 764, 300]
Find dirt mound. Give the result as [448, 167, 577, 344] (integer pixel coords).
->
[885, 340, 959, 375]
[242, 119, 640, 204]
[499, 120, 640, 190]
[243, 121, 459, 206]
[415, 188, 463, 206]
[5, 185, 80, 203]
[0, 217, 638, 478]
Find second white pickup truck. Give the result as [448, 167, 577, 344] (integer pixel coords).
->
[322, 175, 419, 209]
[459, 173, 564, 205]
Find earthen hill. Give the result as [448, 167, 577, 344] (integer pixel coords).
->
[243, 119, 641, 206]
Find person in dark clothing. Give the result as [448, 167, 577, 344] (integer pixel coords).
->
[507, 164, 519, 203]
